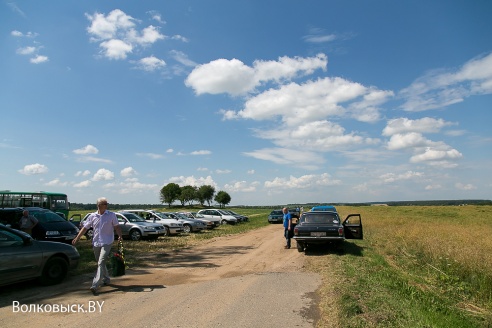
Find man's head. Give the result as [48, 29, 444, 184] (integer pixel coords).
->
[97, 197, 108, 208]
[282, 207, 288, 214]
[22, 210, 29, 217]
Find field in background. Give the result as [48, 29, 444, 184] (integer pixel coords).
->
[310, 205, 492, 327]
[69, 205, 492, 327]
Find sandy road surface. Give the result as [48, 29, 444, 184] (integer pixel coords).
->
[0, 224, 324, 327]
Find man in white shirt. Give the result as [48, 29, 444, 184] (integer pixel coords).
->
[72, 197, 123, 294]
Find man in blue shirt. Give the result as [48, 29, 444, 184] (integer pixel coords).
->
[73, 197, 123, 294]
[282, 207, 292, 249]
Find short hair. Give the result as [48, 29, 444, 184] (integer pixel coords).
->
[97, 197, 108, 205]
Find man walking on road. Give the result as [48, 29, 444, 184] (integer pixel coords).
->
[72, 197, 123, 294]
[282, 207, 292, 249]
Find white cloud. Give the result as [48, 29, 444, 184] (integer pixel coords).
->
[18, 163, 48, 175]
[169, 50, 196, 67]
[264, 173, 341, 189]
[73, 145, 99, 155]
[215, 169, 231, 174]
[380, 171, 423, 183]
[243, 147, 325, 170]
[92, 168, 115, 181]
[121, 167, 137, 177]
[45, 178, 68, 187]
[30, 55, 49, 64]
[136, 152, 164, 159]
[74, 180, 91, 188]
[185, 54, 328, 96]
[75, 170, 91, 177]
[190, 150, 212, 155]
[16, 46, 36, 55]
[455, 183, 477, 191]
[100, 39, 133, 60]
[168, 175, 218, 188]
[86, 9, 165, 61]
[135, 56, 166, 71]
[410, 147, 463, 164]
[400, 52, 492, 111]
[224, 181, 258, 193]
[383, 117, 455, 136]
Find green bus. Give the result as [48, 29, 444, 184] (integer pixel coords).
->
[0, 191, 70, 218]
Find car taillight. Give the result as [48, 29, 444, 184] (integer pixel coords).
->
[338, 227, 343, 236]
[294, 227, 298, 235]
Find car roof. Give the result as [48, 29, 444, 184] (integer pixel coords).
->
[310, 205, 337, 212]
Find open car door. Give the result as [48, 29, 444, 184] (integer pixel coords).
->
[343, 214, 363, 239]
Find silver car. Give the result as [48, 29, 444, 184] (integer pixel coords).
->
[0, 224, 80, 286]
[79, 212, 166, 241]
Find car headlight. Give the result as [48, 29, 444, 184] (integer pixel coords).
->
[46, 231, 61, 236]
[144, 227, 156, 231]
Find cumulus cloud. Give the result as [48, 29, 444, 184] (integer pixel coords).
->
[18, 163, 48, 175]
[224, 181, 258, 193]
[92, 168, 115, 181]
[135, 56, 166, 71]
[30, 55, 49, 64]
[86, 9, 165, 62]
[75, 170, 91, 177]
[73, 145, 99, 155]
[243, 148, 325, 170]
[45, 178, 68, 187]
[382, 117, 455, 136]
[185, 54, 328, 96]
[168, 175, 218, 188]
[399, 52, 492, 111]
[121, 167, 137, 177]
[74, 180, 91, 188]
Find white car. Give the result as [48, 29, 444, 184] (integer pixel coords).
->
[120, 210, 184, 236]
[197, 209, 238, 226]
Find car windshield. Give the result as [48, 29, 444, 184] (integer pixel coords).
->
[121, 213, 146, 222]
[31, 211, 66, 223]
[218, 210, 230, 215]
[155, 212, 170, 219]
[302, 213, 339, 224]
[271, 210, 283, 215]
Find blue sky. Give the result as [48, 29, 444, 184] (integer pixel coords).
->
[1, 0, 491, 206]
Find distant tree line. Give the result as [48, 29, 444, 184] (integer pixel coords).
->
[68, 198, 491, 211]
[159, 183, 231, 208]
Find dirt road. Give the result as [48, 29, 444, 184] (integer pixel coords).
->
[0, 224, 324, 327]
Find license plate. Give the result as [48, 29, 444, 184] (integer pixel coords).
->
[311, 232, 326, 237]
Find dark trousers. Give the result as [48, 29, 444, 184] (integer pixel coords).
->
[284, 229, 291, 248]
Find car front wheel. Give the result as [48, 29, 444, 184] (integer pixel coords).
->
[39, 257, 69, 285]
[163, 226, 170, 236]
[183, 224, 192, 233]
[129, 229, 142, 241]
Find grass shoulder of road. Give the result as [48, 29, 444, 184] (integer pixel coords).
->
[306, 205, 492, 328]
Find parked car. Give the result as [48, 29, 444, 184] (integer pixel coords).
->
[168, 212, 207, 233]
[222, 210, 249, 222]
[0, 223, 80, 286]
[119, 210, 184, 236]
[268, 209, 284, 223]
[0, 207, 79, 243]
[78, 211, 166, 241]
[293, 210, 363, 252]
[197, 209, 238, 225]
[184, 212, 215, 229]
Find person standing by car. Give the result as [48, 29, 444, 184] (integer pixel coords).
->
[72, 197, 123, 294]
[18, 210, 38, 236]
[283, 207, 292, 249]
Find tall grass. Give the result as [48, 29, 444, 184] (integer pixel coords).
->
[332, 205, 492, 326]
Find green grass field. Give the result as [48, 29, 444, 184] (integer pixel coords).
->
[70, 205, 492, 327]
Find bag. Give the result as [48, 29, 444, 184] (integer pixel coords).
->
[111, 241, 126, 277]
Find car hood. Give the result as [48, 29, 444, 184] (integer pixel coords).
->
[33, 240, 80, 257]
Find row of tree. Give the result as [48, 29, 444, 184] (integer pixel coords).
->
[159, 183, 232, 208]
